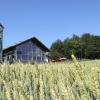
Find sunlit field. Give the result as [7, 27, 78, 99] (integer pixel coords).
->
[0, 56, 100, 100]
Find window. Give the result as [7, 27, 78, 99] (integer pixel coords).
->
[17, 51, 22, 54]
[22, 55, 28, 60]
[33, 56, 36, 60]
[16, 41, 45, 62]
[29, 55, 32, 60]
[17, 54, 22, 60]
[37, 56, 41, 62]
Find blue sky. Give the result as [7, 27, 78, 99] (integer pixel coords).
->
[0, 0, 100, 48]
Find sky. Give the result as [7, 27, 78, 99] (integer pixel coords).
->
[0, 0, 100, 48]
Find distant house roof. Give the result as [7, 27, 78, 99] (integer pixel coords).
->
[3, 37, 49, 53]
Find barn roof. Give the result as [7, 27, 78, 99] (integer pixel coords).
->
[3, 37, 49, 53]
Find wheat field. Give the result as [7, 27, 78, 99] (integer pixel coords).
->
[0, 56, 100, 100]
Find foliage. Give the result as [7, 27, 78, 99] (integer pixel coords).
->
[0, 58, 100, 100]
[49, 33, 100, 59]
[49, 40, 64, 57]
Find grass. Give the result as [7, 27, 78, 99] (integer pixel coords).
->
[0, 56, 100, 100]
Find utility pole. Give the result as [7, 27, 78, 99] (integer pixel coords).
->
[0, 23, 4, 63]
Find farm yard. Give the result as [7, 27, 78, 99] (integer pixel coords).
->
[0, 55, 100, 100]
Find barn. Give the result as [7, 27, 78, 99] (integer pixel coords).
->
[3, 37, 49, 63]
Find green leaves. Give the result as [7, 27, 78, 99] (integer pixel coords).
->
[49, 33, 100, 59]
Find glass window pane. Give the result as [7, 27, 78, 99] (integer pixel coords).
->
[22, 55, 28, 60]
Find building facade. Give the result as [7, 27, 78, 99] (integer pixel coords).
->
[3, 37, 49, 63]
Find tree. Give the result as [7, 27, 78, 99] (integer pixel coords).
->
[49, 40, 64, 57]
[49, 33, 100, 59]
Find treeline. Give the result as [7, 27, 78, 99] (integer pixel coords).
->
[49, 33, 100, 59]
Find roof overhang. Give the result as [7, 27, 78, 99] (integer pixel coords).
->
[3, 37, 49, 53]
